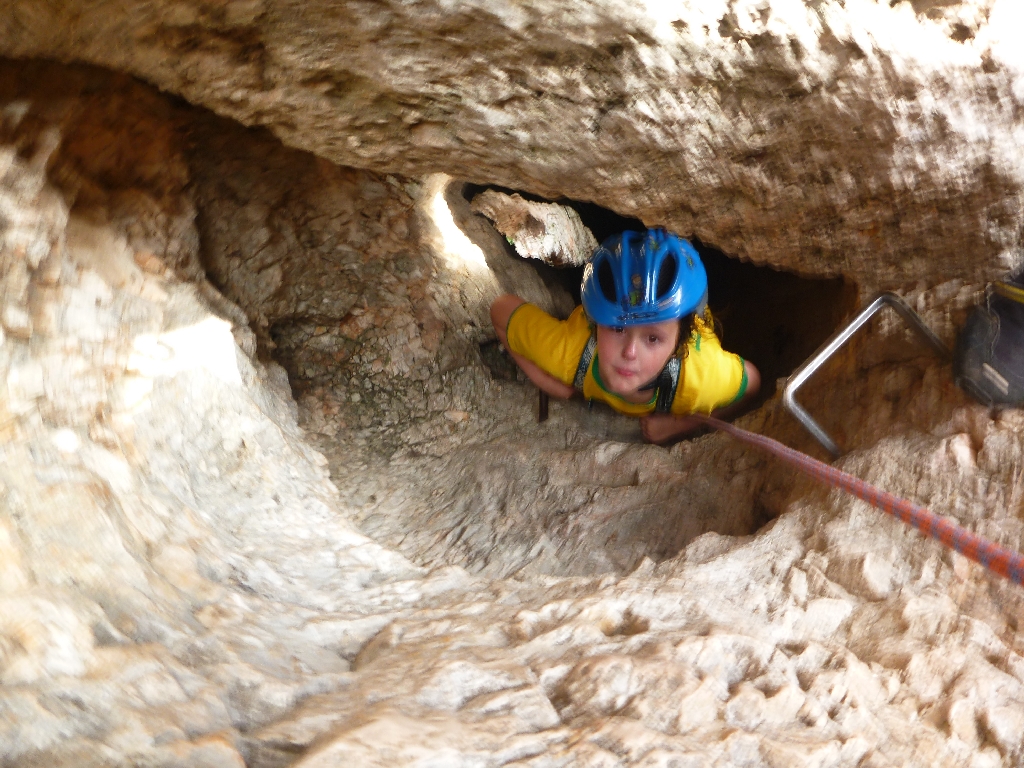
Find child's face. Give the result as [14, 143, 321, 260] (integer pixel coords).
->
[596, 319, 680, 400]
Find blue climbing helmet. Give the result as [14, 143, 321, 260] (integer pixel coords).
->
[581, 228, 708, 326]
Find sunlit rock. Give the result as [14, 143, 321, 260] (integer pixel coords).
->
[0, 5, 1024, 766]
[5, 1, 1024, 288]
[470, 189, 598, 267]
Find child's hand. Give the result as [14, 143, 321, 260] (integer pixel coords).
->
[640, 413, 704, 445]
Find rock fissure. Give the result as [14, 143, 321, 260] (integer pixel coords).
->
[2, 4, 1024, 764]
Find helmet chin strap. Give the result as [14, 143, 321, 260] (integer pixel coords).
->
[637, 357, 683, 414]
[638, 365, 672, 393]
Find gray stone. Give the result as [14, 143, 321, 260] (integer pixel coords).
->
[1, 32, 1024, 768]
[470, 189, 598, 267]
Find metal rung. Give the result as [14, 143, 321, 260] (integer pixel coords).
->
[782, 292, 950, 457]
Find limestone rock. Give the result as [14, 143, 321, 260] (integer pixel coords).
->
[470, 189, 598, 267]
[4, 1, 1024, 289]
[2, 43, 1024, 768]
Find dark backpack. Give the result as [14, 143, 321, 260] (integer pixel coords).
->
[954, 279, 1024, 406]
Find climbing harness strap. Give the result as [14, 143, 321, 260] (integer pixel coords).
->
[694, 415, 1024, 587]
[573, 335, 596, 391]
[652, 358, 681, 414]
[992, 280, 1024, 304]
[572, 332, 680, 413]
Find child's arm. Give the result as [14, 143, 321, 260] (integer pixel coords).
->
[490, 295, 577, 400]
[640, 360, 761, 445]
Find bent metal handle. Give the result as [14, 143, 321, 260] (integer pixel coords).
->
[695, 415, 1024, 587]
[782, 292, 950, 457]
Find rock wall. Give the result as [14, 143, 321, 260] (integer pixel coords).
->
[470, 189, 599, 267]
[2, 4, 1024, 768]
[4, 1, 1024, 289]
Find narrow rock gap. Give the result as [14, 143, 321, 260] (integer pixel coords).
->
[464, 183, 859, 406]
[182, 115, 857, 579]
[3, 24, 1021, 764]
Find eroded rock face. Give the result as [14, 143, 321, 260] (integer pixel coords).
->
[2, 22, 1024, 768]
[470, 189, 599, 267]
[185, 100, 781, 578]
[4, 1, 1024, 289]
[0, 65, 422, 765]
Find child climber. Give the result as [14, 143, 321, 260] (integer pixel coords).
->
[490, 228, 760, 445]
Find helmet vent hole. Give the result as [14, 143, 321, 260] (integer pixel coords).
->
[597, 259, 617, 302]
[656, 255, 678, 300]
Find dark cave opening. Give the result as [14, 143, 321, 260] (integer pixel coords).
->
[466, 184, 858, 403]
[695, 238, 858, 404]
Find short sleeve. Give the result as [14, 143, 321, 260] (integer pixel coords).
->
[672, 320, 746, 415]
[506, 304, 592, 386]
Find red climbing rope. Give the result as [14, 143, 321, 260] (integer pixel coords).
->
[694, 415, 1024, 586]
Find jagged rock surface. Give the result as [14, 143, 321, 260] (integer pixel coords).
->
[470, 189, 599, 267]
[3, 1, 1024, 288]
[2, 10, 1024, 768]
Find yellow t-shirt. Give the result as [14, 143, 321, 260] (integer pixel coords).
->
[506, 304, 747, 417]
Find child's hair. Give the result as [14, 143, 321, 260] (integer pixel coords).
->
[586, 306, 715, 362]
[677, 307, 715, 359]
[676, 313, 696, 359]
